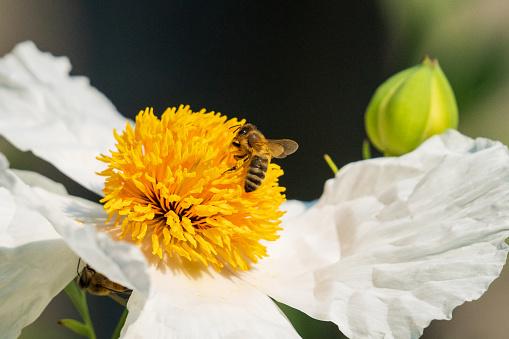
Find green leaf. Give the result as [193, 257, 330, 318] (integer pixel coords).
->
[59, 319, 91, 337]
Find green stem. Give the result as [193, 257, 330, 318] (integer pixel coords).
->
[63, 280, 96, 339]
[111, 308, 129, 339]
[362, 139, 372, 160]
[323, 154, 339, 175]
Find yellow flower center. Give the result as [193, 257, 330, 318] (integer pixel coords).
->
[98, 106, 286, 271]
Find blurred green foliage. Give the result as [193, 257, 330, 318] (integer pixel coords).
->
[379, 0, 509, 144]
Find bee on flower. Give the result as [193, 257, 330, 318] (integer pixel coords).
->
[1, 42, 509, 339]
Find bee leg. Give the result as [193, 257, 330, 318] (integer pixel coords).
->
[223, 166, 238, 174]
[234, 154, 247, 160]
[76, 257, 82, 276]
[223, 155, 249, 175]
[107, 293, 129, 307]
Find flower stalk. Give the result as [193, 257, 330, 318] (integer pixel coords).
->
[60, 280, 96, 339]
[111, 308, 128, 339]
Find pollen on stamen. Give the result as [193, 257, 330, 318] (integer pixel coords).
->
[98, 105, 287, 271]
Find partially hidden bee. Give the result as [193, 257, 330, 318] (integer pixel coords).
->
[226, 123, 298, 192]
[77, 260, 131, 306]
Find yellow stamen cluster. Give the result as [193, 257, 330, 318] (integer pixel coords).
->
[98, 106, 286, 271]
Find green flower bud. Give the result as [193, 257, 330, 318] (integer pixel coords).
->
[365, 57, 458, 156]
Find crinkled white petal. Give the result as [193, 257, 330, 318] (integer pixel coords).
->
[28, 185, 150, 295]
[0, 156, 77, 338]
[0, 153, 150, 337]
[121, 256, 300, 339]
[0, 41, 129, 196]
[246, 201, 340, 310]
[246, 130, 509, 339]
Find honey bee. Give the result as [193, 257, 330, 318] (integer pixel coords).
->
[226, 123, 298, 192]
[77, 260, 131, 306]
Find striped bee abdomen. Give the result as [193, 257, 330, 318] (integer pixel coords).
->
[245, 155, 269, 192]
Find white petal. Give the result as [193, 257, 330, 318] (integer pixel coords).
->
[245, 203, 340, 310]
[280, 199, 308, 223]
[246, 130, 509, 339]
[11, 169, 68, 195]
[0, 41, 129, 195]
[30, 186, 150, 295]
[0, 156, 77, 338]
[121, 257, 300, 339]
[0, 153, 149, 336]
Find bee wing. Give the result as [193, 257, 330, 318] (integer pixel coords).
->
[266, 139, 299, 158]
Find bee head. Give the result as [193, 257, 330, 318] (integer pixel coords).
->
[237, 124, 257, 136]
[231, 124, 257, 148]
[77, 265, 96, 289]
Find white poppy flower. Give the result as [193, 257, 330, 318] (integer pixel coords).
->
[1, 41, 509, 339]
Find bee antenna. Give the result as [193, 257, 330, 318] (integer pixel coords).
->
[229, 124, 242, 133]
[77, 257, 81, 276]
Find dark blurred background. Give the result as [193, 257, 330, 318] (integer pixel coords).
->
[2, 1, 509, 338]
[0, 1, 387, 203]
